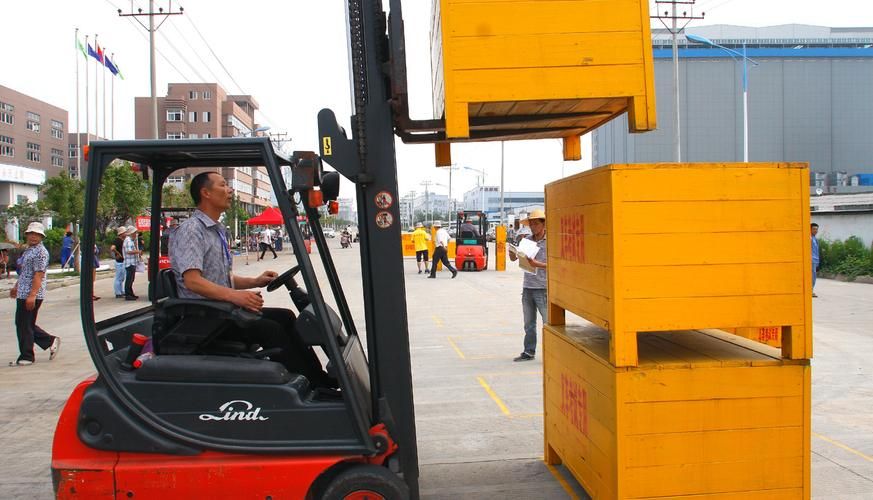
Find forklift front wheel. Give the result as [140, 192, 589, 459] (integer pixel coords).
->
[318, 463, 410, 500]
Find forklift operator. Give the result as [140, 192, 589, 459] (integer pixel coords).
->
[169, 171, 330, 386]
[460, 216, 479, 237]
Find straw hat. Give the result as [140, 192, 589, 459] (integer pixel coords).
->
[433, 221, 442, 228]
[520, 208, 546, 226]
[116, 226, 128, 235]
[25, 222, 46, 237]
[415, 222, 423, 228]
[125, 226, 138, 235]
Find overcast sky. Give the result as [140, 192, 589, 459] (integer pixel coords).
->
[3, 0, 872, 202]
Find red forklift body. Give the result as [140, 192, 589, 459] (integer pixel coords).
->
[454, 211, 488, 271]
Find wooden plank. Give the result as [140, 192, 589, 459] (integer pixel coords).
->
[624, 427, 804, 468]
[619, 262, 803, 299]
[548, 260, 612, 300]
[550, 203, 614, 232]
[616, 199, 804, 234]
[621, 294, 806, 333]
[651, 331, 779, 365]
[549, 281, 612, 329]
[445, 0, 644, 37]
[633, 488, 803, 500]
[624, 396, 805, 435]
[545, 326, 617, 398]
[477, 101, 516, 116]
[546, 170, 612, 209]
[623, 456, 804, 498]
[451, 64, 649, 102]
[446, 32, 645, 70]
[612, 164, 806, 202]
[619, 364, 807, 403]
[617, 231, 804, 266]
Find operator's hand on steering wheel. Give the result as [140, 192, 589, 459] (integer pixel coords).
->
[254, 270, 278, 288]
[229, 290, 264, 313]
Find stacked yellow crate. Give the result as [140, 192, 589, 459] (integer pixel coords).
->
[543, 162, 812, 499]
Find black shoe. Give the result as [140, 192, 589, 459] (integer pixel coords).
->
[427, 275, 436, 279]
[513, 352, 535, 362]
[418, 270, 422, 274]
[115, 294, 125, 299]
[451, 270, 458, 279]
[125, 296, 138, 301]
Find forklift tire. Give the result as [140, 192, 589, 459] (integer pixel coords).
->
[318, 463, 410, 500]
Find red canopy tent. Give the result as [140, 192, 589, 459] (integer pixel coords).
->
[246, 207, 284, 226]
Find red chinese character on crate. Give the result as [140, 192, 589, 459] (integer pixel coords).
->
[758, 327, 779, 342]
[560, 373, 588, 436]
[560, 214, 585, 263]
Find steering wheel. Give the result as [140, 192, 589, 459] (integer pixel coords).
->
[266, 265, 301, 292]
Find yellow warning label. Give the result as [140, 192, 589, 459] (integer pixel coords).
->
[322, 137, 332, 156]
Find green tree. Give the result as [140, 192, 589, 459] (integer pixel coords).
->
[40, 172, 85, 229]
[0, 201, 44, 241]
[226, 195, 251, 240]
[162, 182, 194, 208]
[96, 161, 150, 233]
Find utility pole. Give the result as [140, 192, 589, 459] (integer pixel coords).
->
[117, 1, 184, 139]
[652, 1, 704, 162]
[420, 181, 433, 226]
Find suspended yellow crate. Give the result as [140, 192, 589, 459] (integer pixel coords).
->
[430, 0, 656, 163]
[545, 162, 812, 367]
[544, 324, 811, 499]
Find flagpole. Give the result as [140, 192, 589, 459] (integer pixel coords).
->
[85, 35, 90, 148]
[94, 34, 99, 141]
[75, 28, 81, 178]
[102, 46, 107, 139]
[111, 53, 115, 140]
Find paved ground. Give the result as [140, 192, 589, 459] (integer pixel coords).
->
[0, 241, 871, 499]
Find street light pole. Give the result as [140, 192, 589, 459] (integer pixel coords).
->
[686, 34, 758, 163]
[500, 142, 505, 227]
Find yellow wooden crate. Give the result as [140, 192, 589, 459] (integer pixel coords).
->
[544, 323, 811, 499]
[430, 0, 656, 161]
[545, 162, 812, 367]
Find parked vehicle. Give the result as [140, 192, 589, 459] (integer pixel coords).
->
[324, 228, 337, 238]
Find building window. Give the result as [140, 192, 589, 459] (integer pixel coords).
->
[202, 111, 211, 123]
[26, 111, 40, 121]
[166, 109, 183, 121]
[0, 135, 13, 157]
[202, 91, 212, 100]
[52, 148, 64, 167]
[189, 133, 198, 139]
[68, 144, 79, 158]
[203, 133, 212, 138]
[167, 132, 184, 140]
[188, 111, 197, 122]
[0, 101, 14, 125]
[189, 90, 198, 100]
[26, 142, 40, 163]
[27, 120, 40, 133]
[68, 165, 79, 178]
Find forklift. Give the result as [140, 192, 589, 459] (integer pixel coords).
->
[454, 210, 488, 271]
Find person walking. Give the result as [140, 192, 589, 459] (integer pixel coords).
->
[811, 223, 820, 298]
[122, 227, 141, 301]
[412, 222, 431, 274]
[428, 221, 457, 279]
[510, 208, 548, 362]
[9, 222, 60, 366]
[60, 231, 74, 270]
[110, 226, 127, 298]
[259, 226, 277, 260]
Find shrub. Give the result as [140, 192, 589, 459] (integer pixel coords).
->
[819, 236, 873, 278]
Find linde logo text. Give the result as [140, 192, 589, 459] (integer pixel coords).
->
[199, 400, 269, 421]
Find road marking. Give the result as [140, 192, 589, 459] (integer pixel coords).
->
[477, 376, 511, 416]
[509, 413, 544, 420]
[447, 337, 466, 360]
[813, 432, 873, 463]
[546, 464, 580, 500]
[432, 315, 444, 327]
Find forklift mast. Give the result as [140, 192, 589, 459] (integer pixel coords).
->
[318, 0, 420, 496]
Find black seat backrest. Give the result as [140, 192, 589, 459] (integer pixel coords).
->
[155, 268, 179, 300]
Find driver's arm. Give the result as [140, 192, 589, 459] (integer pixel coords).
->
[183, 269, 263, 312]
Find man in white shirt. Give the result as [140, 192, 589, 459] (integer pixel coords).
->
[259, 226, 277, 260]
[428, 221, 458, 279]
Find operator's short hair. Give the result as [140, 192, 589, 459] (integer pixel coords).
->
[811, 223, 819, 228]
[191, 171, 219, 205]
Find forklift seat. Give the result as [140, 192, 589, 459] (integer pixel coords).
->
[134, 354, 304, 386]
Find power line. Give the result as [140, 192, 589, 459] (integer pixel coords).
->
[165, 17, 230, 89]
[184, 13, 247, 95]
[157, 28, 209, 82]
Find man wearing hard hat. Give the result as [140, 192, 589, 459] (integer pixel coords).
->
[509, 208, 547, 362]
[9, 222, 61, 366]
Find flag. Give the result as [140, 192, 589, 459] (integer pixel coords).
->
[105, 56, 119, 77]
[76, 37, 87, 58]
[87, 43, 100, 62]
[96, 44, 105, 64]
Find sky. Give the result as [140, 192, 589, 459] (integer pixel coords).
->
[2, 0, 872, 203]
